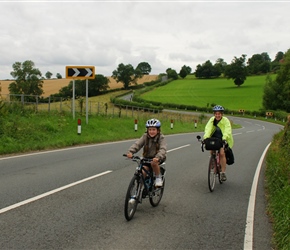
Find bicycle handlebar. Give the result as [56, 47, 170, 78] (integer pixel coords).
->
[122, 154, 153, 164]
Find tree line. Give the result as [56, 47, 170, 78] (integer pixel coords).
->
[2, 49, 290, 112]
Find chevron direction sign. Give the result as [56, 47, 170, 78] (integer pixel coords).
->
[66, 66, 95, 79]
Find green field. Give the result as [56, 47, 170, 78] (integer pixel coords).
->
[141, 75, 272, 112]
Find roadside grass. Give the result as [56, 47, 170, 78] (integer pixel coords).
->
[265, 131, 290, 250]
[0, 89, 242, 156]
[141, 74, 273, 112]
[0, 110, 209, 155]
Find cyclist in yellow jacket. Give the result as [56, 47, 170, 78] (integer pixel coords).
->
[203, 105, 234, 181]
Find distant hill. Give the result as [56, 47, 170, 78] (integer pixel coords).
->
[0, 75, 158, 97]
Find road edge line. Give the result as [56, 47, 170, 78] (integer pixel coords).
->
[243, 143, 271, 250]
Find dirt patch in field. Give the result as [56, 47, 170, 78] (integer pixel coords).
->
[0, 75, 158, 97]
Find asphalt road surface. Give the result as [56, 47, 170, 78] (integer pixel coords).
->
[0, 116, 283, 249]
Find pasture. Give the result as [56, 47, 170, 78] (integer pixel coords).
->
[140, 75, 273, 112]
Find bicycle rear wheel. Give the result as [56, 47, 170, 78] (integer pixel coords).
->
[149, 177, 165, 207]
[208, 155, 217, 192]
[124, 175, 141, 221]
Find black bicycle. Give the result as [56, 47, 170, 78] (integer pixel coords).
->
[123, 154, 166, 221]
[197, 135, 225, 192]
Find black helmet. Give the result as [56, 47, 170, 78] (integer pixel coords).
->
[146, 118, 161, 128]
[213, 105, 224, 112]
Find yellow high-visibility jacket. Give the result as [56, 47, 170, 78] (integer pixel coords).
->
[204, 116, 234, 148]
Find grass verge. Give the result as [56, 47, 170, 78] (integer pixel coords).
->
[265, 129, 290, 250]
[0, 111, 207, 155]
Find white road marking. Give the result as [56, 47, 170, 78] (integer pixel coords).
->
[168, 144, 190, 152]
[0, 144, 190, 214]
[0, 140, 130, 160]
[243, 143, 271, 250]
[0, 170, 112, 214]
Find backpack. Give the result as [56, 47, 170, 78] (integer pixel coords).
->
[225, 147, 235, 165]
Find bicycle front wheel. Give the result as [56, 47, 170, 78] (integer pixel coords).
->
[124, 175, 141, 221]
[208, 155, 217, 192]
[149, 177, 165, 207]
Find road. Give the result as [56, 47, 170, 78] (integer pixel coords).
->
[0, 116, 283, 249]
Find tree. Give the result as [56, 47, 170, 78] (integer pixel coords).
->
[247, 52, 271, 75]
[9, 60, 44, 96]
[89, 74, 110, 95]
[224, 54, 247, 87]
[179, 65, 192, 79]
[179, 68, 187, 79]
[112, 63, 143, 89]
[136, 62, 151, 75]
[58, 74, 109, 97]
[45, 71, 53, 79]
[166, 68, 178, 80]
[214, 58, 227, 75]
[56, 73, 62, 79]
[58, 85, 71, 97]
[271, 51, 284, 73]
[195, 60, 221, 79]
[263, 49, 290, 112]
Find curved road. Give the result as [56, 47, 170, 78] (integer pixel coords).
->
[0, 116, 283, 249]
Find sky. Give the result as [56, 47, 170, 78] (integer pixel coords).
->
[0, 0, 290, 80]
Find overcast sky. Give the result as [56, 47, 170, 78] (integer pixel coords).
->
[0, 0, 290, 80]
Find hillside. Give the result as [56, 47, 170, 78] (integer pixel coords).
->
[0, 75, 158, 97]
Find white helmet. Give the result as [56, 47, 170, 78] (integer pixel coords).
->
[146, 118, 161, 128]
[213, 105, 224, 112]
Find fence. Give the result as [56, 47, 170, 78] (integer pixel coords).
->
[0, 93, 201, 124]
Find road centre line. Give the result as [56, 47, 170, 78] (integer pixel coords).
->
[0, 170, 112, 215]
[0, 144, 189, 214]
[168, 144, 190, 152]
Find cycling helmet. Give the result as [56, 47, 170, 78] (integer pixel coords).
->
[146, 118, 161, 128]
[213, 105, 224, 112]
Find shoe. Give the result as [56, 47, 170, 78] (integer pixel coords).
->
[155, 177, 163, 187]
[221, 173, 227, 182]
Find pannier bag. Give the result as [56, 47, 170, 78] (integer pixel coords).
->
[225, 147, 235, 165]
[204, 138, 223, 151]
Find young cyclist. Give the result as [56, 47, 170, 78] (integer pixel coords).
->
[126, 118, 167, 187]
[203, 105, 234, 181]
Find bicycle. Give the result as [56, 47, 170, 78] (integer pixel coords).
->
[197, 135, 225, 192]
[123, 154, 166, 221]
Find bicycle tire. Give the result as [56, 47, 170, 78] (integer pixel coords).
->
[149, 177, 165, 207]
[124, 175, 141, 221]
[208, 155, 217, 192]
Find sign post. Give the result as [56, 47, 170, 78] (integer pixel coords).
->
[66, 66, 95, 124]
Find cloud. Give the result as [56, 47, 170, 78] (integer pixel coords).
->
[0, 1, 289, 80]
